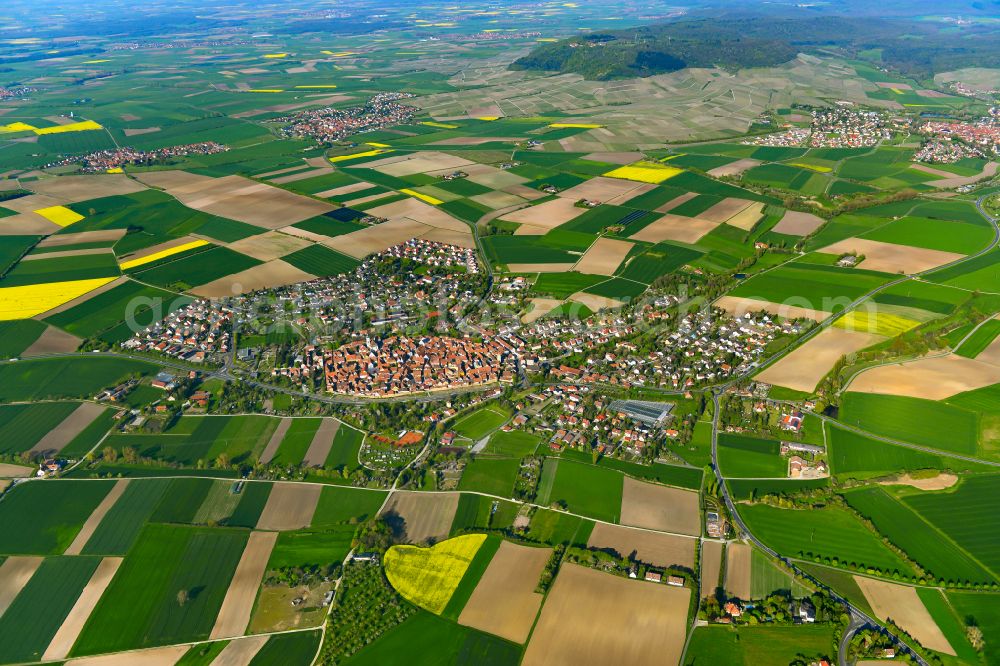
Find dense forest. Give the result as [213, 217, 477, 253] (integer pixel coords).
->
[511, 16, 1000, 81]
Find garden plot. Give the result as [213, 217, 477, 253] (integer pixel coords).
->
[136, 171, 333, 228]
[523, 563, 689, 666]
[708, 158, 761, 177]
[42, 557, 123, 661]
[724, 543, 752, 600]
[820, 238, 963, 274]
[773, 211, 826, 236]
[619, 477, 700, 536]
[28, 402, 107, 457]
[756, 327, 884, 392]
[65, 479, 129, 555]
[854, 576, 955, 655]
[22, 325, 81, 355]
[458, 541, 550, 643]
[226, 231, 312, 261]
[714, 295, 831, 322]
[380, 491, 459, 544]
[847, 353, 1000, 400]
[29, 174, 146, 201]
[499, 198, 586, 235]
[700, 541, 723, 598]
[190, 260, 316, 298]
[587, 523, 695, 569]
[572, 237, 633, 276]
[302, 418, 340, 467]
[0, 557, 43, 616]
[211, 531, 278, 639]
[629, 213, 719, 244]
[255, 483, 323, 531]
[365, 151, 474, 177]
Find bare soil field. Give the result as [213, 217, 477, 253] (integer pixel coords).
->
[315, 181, 374, 198]
[582, 152, 644, 165]
[269, 167, 333, 185]
[30, 402, 107, 457]
[726, 202, 765, 231]
[522, 563, 690, 666]
[22, 247, 112, 261]
[469, 191, 527, 210]
[820, 238, 964, 274]
[432, 136, 525, 146]
[302, 418, 340, 467]
[325, 218, 430, 258]
[29, 174, 146, 201]
[36, 229, 126, 249]
[568, 291, 626, 312]
[37, 276, 129, 318]
[847, 353, 1000, 400]
[629, 214, 718, 244]
[558, 177, 644, 203]
[699, 197, 753, 224]
[211, 531, 278, 639]
[700, 541, 723, 599]
[65, 645, 190, 666]
[210, 636, 269, 666]
[342, 191, 397, 207]
[256, 483, 323, 531]
[191, 259, 316, 298]
[117, 236, 206, 264]
[458, 541, 550, 643]
[421, 228, 476, 248]
[773, 211, 826, 236]
[22, 325, 81, 356]
[43, 557, 124, 660]
[619, 477, 700, 536]
[276, 225, 328, 244]
[452, 163, 529, 190]
[0, 212, 61, 235]
[708, 158, 760, 177]
[0, 557, 43, 616]
[757, 328, 884, 392]
[879, 472, 958, 491]
[501, 198, 586, 234]
[365, 197, 468, 232]
[917, 161, 999, 189]
[0, 463, 33, 477]
[522, 298, 564, 323]
[876, 81, 913, 90]
[724, 543, 752, 600]
[137, 171, 333, 228]
[573, 237, 634, 276]
[587, 522, 695, 569]
[380, 491, 459, 544]
[369, 152, 473, 177]
[855, 576, 955, 655]
[227, 231, 312, 261]
[122, 127, 160, 137]
[655, 191, 699, 213]
[714, 295, 831, 322]
[506, 263, 575, 273]
[65, 479, 129, 555]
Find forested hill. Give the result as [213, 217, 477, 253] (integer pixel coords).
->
[509, 22, 797, 80]
[511, 16, 1000, 81]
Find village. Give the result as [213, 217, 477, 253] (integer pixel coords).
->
[48, 141, 228, 172]
[746, 106, 893, 148]
[274, 91, 418, 144]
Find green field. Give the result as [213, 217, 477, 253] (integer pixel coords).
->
[441, 535, 503, 620]
[947, 591, 1000, 665]
[484, 430, 540, 456]
[272, 418, 322, 466]
[751, 548, 810, 599]
[738, 503, 916, 575]
[717, 433, 786, 478]
[311, 486, 387, 527]
[282, 244, 360, 277]
[726, 478, 829, 501]
[729, 262, 891, 309]
[540, 459, 623, 523]
[0, 357, 158, 402]
[82, 478, 172, 555]
[0, 319, 46, 357]
[532, 272, 607, 298]
[226, 482, 273, 528]
[861, 216, 993, 255]
[916, 588, 981, 663]
[149, 478, 217, 524]
[826, 425, 973, 479]
[73, 523, 248, 655]
[131, 246, 261, 290]
[0, 401, 82, 455]
[452, 407, 509, 441]
[903, 474, 1000, 576]
[684, 624, 835, 666]
[325, 425, 365, 472]
[458, 456, 520, 497]
[0, 556, 102, 663]
[1, 252, 120, 287]
[0, 480, 114, 555]
[844, 487, 994, 584]
[839, 392, 979, 455]
[450, 494, 519, 534]
[45, 279, 192, 341]
[268, 526, 357, 570]
[110, 414, 278, 465]
[955, 319, 1000, 358]
[248, 630, 322, 666]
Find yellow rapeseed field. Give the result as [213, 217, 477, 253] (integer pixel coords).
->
[33, 120, 104, 135]
[365, 142, 391, 148]
[420, 121, 459, 129]
[263, 53, 288, 58]
[384, 534, 486, 614]
[400, 189, 443, 206]
[834, 310, 919, 337]
[790, 162, 833, 173]
[604, 161, 683, 184]
[548, 122, 602, 129]
[0, 277, 117, 320]
[119, 239, 209, 271]
[294, 85, 338, 89]
[329, 148, 390, 163]
[34, 206, 84, 227]
[247, 89, 284, 93]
